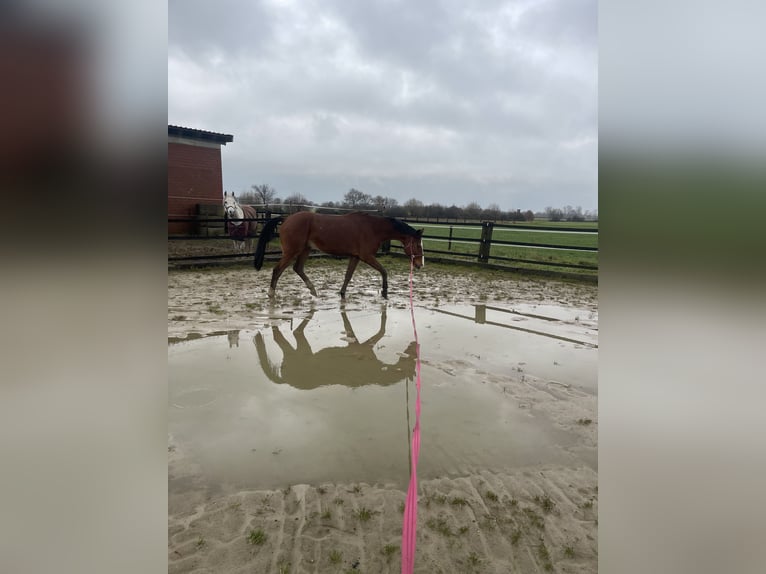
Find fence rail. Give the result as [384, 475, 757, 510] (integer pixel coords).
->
[168, 213, 598, 279]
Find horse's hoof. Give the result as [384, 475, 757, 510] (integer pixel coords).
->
[268, 289, 276, 299]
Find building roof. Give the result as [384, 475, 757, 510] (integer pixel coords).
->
[168, 125, 234, 145]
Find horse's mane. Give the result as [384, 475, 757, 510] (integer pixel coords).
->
[386, 217, 419, 237]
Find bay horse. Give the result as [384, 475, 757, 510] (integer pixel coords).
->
[223, 192, 259, 253]
[254, 211, 424, 299]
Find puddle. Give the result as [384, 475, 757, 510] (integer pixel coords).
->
[169, 304, 597, 494]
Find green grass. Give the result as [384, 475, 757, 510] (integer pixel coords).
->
[534, 494, 556, 514]
[247, 529, 267, 545]
[426, 517, 453, 537]
[511, 529, 522, 545]
[537, 542, 554, 571]
[413, 222, 598, 274]
[381, 544, 398, 559]
[486, 490, 499, 502]
[329, 549, 343, 564]
[355, 507, 373, 521]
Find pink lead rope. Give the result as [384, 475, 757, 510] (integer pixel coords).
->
[401, 257, 422, 574]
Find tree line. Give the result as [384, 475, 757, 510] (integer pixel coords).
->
[232, 184, 597, 222]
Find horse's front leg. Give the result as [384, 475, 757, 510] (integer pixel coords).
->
[340, 257, 360, 299]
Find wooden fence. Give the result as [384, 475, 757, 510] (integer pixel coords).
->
[168, 210, 598, 281]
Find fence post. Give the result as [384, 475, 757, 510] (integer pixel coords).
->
[381, 239, 391, 254]
[448, 226, 453, 251]
[478, 221, 493, 263]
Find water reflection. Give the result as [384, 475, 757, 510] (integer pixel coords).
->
[254, 307, 416, 390]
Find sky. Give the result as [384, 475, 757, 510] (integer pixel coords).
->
[168, 0, 597, 212]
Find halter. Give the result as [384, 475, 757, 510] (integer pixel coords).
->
[224, 202, 245, 226]
[405, 236, 423, 265]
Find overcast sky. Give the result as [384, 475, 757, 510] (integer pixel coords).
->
[169, 0, 597, 212]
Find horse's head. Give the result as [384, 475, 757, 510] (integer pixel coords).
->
[223, 191, 240, 219]
[405, 229, 425, 269]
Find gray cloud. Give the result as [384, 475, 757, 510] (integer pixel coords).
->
[169, 0, 597, 211]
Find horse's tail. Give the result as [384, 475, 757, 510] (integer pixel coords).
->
[254, 217, 282, 270]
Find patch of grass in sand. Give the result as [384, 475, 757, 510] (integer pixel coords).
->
[334, 497, 345, 505]
[244, 302, 260, 310]
[277, 559, 291, 574]
[534, 493, 556, 514]
[581, 499, 594, 509]
[427, 493, 447, 506]
[321, 509, 332, 520]
[523, 507, 545, 529]
[382, 544, 398, 560]
[398, 502, 405, 513]
[352, 484, 362, 494]
[355, 507, 373, 521]
[317, 486, 327, 495]
[247, 529, 267, 546]
[329, 549, 343, 564]
[485, 490, 499, 502]
[511, 529, 522, 545]
[577, 418, 593, 425]
[171, 315, 186, 321]
[450, 496, 468, 507]
[564, 544, 576, 558]
[481, 514, 497, 531]
[228, 502, 242, 511]
[195, 536, 205, 548]
[508, 498, 519, 508]
[426, 517, 453, 537]
[205, 302, 224, 315]
[458, 525, 470, 535]
[467, 551, 481, 567]
[537, 541, 554, 571]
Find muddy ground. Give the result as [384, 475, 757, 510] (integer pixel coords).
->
[168, 258, 598, 573]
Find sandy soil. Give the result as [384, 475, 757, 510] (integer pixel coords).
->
[168, 259, 598, 573]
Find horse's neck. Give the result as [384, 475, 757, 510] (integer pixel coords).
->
[229, 204, 244, 223]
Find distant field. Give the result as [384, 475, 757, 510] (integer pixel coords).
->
[410, 222, 598, 275]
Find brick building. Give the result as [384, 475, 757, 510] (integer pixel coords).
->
[168, 125, 234, 234]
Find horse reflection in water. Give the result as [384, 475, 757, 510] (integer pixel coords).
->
[254, 308, 416, 390]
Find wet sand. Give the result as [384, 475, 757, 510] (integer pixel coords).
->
[168, 259, 598, 572]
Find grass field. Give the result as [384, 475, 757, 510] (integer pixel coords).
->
[408, 222, 598, 275]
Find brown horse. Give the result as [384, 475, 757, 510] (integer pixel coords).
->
[254, 211, 424, 299]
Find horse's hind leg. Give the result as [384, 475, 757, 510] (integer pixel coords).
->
[360, 254, 388, 299]
[269, 256, 294, 298]
[292, 247, 317, 297]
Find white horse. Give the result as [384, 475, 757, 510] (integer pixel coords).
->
[223, 192, 259, 253]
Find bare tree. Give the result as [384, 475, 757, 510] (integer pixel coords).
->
[464, 201, 482, 221]
[343, 188, 372, 208]
[251, 184, 277, 207]
[283, 193, 311, 213]
[403, 198, 424, 217]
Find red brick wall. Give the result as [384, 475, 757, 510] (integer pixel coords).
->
[168, 142, 224, 233]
